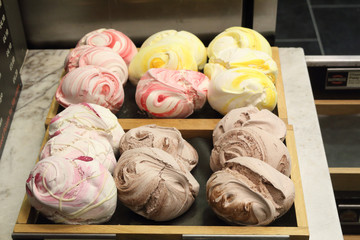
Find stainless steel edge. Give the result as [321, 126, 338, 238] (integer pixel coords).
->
[306, 55, 360, 67]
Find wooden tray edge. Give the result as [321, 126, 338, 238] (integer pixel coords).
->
[44, 47, 288, 127]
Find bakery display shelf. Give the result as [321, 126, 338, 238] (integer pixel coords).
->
[13, 124, 309, 240]
[44, 47, 289, 137]
[315, 100, 360, 115]
[13, 47, 309, 239]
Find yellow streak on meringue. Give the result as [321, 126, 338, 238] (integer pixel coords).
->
[207, 27, 272, 58]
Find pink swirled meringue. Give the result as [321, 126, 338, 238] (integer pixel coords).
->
[119, 124, 198, 171]
[49, 103, 125, 154]
[77, 28, 137, 65]
[64, 45, 128, 85]
[210, 127, 291, 176]
[55, 65, 124, 113]
[40, 132, 116, 174]
[135, 68, 210, 118]
[213, 106, 287, 144]
[113, 147, 199, 221]
[26, 156, 117, 224]
[206, 157, 295, 226]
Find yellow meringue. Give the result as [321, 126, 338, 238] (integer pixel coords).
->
[205, 48, 278, 83]
[141, 30, 207, 70]
[128, 42, 198, 85]
[207, 67, 277, 115]
[207, 27, 272, 59]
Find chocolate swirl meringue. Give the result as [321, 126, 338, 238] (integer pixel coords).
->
[206, 157, 295, 226]
[119, 124, 198, 171]
[26, 156, 117, 224]
[210, 127, 291, 176]
[64, 45, 128, 85]
[40, 132, 116, 174]
[49, 103, 125, 154]
[135, 68, 209, 118]
[77, 28, 138, 65]
[113, 147, 199, 221]
[55, 66, 124, 113]
[213, 107, 287, 144]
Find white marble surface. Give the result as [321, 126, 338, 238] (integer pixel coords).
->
[279, 48, 343, 240]
[0, 49, 70, 240]
[0, 48, 343, 240]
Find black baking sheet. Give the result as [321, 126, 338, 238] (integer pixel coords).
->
[54, 82, 279, 119]
[33, 136, 297, 227]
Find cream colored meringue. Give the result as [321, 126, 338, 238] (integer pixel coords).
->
[212, 106, 287, 144]
[128, 42, 198, 85]
[40, 132, 116, 174]
[113, 147, 199, 221]
[135, 68, 209, 118]
[141, 30, 207, 70]
[77, 28, 138, 65]
[49, 103, 125, 154]
[26, 156, 117, 224]
[64, 45, 128, 85]
[210, 127, 291, 176]
[205, 48, 278, 83]
[206, 157, 295, 226]
[207, 27, 272, 59]
[207, 67, 277, 115]
[119, 124, 198, 171]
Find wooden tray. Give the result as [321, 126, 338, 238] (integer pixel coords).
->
[13, 47, 309, 239]
[44, 47, 288, 138]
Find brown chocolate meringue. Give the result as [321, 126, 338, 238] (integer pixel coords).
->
[212, 107, 287, 144]
[210, 127, 291, 176]
[206, 157, 295, 226]
[113, 147, 199, 221]
[119, 124, 198, 171]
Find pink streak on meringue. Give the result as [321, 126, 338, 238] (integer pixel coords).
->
[77, 28, 138, 65]
[64, 46, 128, 85]
[55, 66, 124, 113]
[135, 68, 209, 118]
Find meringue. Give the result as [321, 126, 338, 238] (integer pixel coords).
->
[206, 157, 295, 225]
[77, 28, 137, 65]
[135, 68, 209, 118]
[141, 30, 207, 70]
[49, 103, 124, 154]
[207, 26, 272, 58]
[204, 48, 278, 83]
[128, 42, 198, 85]
[210, 127, 291, 176]
[26, 156, 117, 224]
[212, 106, 287, 143]
[207, 67, 277, 115]
[40, 132, 116, 174]
[64, 45, 128, 85]
[55, 65, 124, 113]
[119, 124, 198, 171]
[113, 147, 199, 221]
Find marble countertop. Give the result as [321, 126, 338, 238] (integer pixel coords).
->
[0, 48, 343, 240]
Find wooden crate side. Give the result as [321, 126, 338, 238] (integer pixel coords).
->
[272, 47, 288, 123]
[329, 167, 360, 191]
[15, 128, 50, 224]
[13, 224, 309, 237]
[286, 126, 309, 228]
